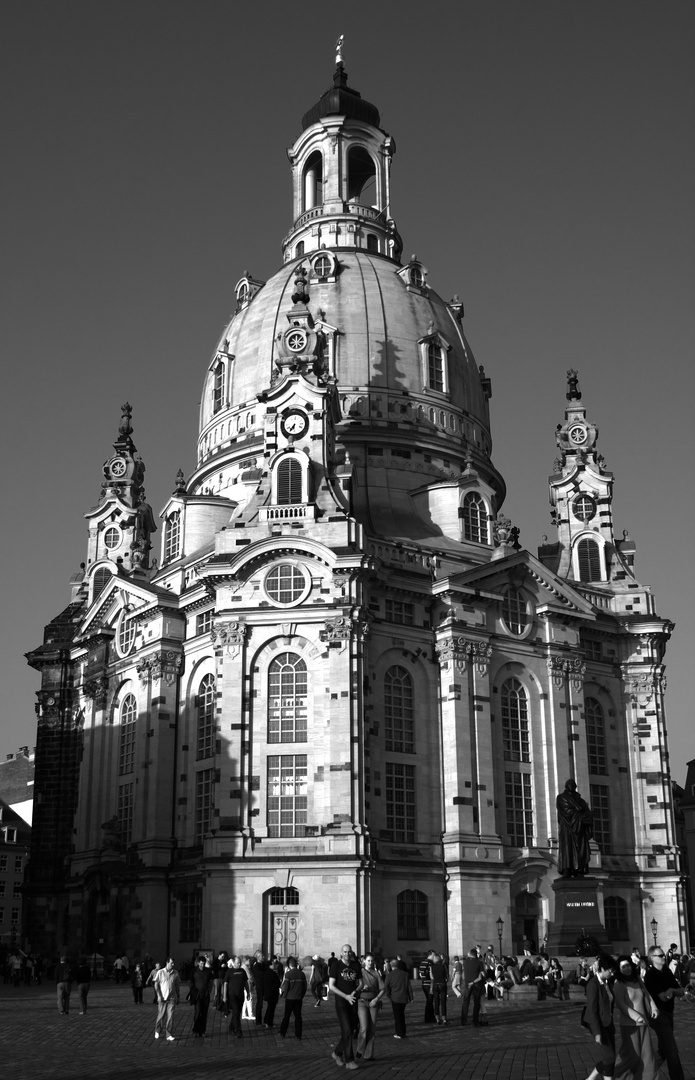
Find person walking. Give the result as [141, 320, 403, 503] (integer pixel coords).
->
[55, 955, 73, 1014]
[190, 955, 214, 1037]
[461, 947, 487, 1026]
[251, 951, 268, 1026]
[328, 943, 363, 1069]
[131, 962, 144, 1004]
[153, 957, 181, 1041]
[74, 958, 91, 1014]
[450, 955, 463, 998]
[279, 955, 307, 1040]
[612, 955, 659, 1080]
[582, 954, 617, 1080]
[310, 954, 328, 1006]
[241, 956, 255, 1019]
[224, 957, 249, 1037]
[643, 945, 686, 1080]
[146, 961, 161, 1004]
[379, 957, 413, 1039]
[356, 953, 384, 1061]
[429, 952, 449, 1024]
[418, 950, 436, 1022]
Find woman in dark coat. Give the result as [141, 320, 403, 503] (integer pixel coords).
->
[582, 954, 616, 1080]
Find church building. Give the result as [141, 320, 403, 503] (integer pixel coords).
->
[24, 54, 684, 963]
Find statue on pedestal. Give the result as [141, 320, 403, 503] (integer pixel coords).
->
[556, 779, 593, 877]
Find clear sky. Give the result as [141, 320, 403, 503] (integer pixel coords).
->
[2, 2, 693, 781]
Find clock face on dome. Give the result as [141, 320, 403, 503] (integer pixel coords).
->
[110, 457, 127, 476]
[281, 409, 309, 439]
[568, 425, 587, 445]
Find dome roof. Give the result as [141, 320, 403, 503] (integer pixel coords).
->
[202, 250, 491, 450]
[301, 64, 381, 132]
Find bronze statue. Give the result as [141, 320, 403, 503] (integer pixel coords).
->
[556, 779, 593, 877]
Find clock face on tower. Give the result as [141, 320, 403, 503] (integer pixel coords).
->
[568, 424, 587, 445]
[110, 457, 127, 476]
[281, 410, 309, 439]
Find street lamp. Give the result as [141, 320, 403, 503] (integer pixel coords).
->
[650, 918, 658, 947]
[496, 916, 504, 960]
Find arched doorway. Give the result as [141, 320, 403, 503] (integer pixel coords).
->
[514, 891, 541, 953]
[265, 886, 300, 959]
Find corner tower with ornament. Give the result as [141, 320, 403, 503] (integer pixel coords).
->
[24, 46, 684, 963]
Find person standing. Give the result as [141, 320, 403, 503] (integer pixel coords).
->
[418, 950, 436, 1022]
[379, 957, 413, 1039]
[429, 952, 449, 1024]
[251, 951, 268, 1026]
[146, 961, 161, 1004]
[643, 945, 686, 1080]
[224, 957, 249, 1037]
[582, 954, 617, 1080]
[262, 960, 281, 1027]
[55, 955, 73, 1014]
[190, 956, 214, 1037]
[461, 947, 488, 1025]
[450, 955, 463, 998]
[356, 953, 384, 1060]
[153, 957, 181, 1041]
[310, 954, 328, 1006]
[279, 955, 307, 1040]
[328, 943, 363, 1069]
[74, 958, 91, 1014]
[131, 962, 144, 1004]
[612, 955, 659, 1079]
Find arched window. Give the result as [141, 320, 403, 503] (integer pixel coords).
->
[604, 895, 629, 940]
[384, 666, 414, 754]
[503, 588, 529, 635]
[119, 693, 137, 775]
[268, 653, 307, 743]
[92, 567, 112, 600]
[118, 614, 136, 657]
[212, 360, 225, 414]
[462, 492, 487, 543]
[164, 511, 181, 563]
[347, 146, 376, 206]
[397, 889, 428, 940]
[196, 674, 215, 760]
[578, 538, 602, 582]
[501, 677, 530, 761]
[303, 151, 323, 210]
[296, 241, 305, 257]
[277, 457, 303, 504]
[427, 342, 445, 391]
[366, 233, 378, 252]
[586, 697, 607, 774]
[409, 265, 424, 287]
[268, 886, 300, 905]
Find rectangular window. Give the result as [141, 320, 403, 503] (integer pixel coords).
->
[0, 883, 5, 899]
[385, 763, 416, 843]
[195, 769, 215, 843]
[427, 343, 445, 392]
[590, 784, 612, 854]
[505, 771, 533, 846]
[117, 783, 134, 846]
[119, 717, 136, 776]
[213, 362, 225, 414]
[581, 637, 603, 662]
[196, 610, 213, 636]
[267, 755, 307, 837]
[397, 890, 429, 940]
[0, 855, 6, 871]
[384, 600, 414, 626]
[14, 856, 22, 873]
[179, 890, 201, 943]
[268, 675, 308, 743]
[11, 907, 19, 924]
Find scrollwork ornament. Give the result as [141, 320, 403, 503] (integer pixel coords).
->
[211, 619, 246, 658]
[626, 672, 655, 707]
[84, 676, 110, 707]
[136, 650, 183, 687]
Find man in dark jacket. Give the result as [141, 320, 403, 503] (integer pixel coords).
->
[583, 954, 616, 1080]
[190, 956, 214, 1037]
[461, 948, 487, 1026]
[279, 955, 307, 1039]
[379, 958, 413, 1039]
[251, 952, 268, 1026]
[55, 956, 74, 1014]
[643, 945, 686, 1080]
[74, 958, 91, 1014]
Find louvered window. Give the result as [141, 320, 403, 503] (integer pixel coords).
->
[277, 457, 303, 504]
[578, 538, 602, 581]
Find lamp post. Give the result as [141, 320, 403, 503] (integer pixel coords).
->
[496, 916, 504, 961]
[650, 918, 658, 947]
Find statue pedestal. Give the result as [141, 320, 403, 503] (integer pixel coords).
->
[546, 876, 612, 953]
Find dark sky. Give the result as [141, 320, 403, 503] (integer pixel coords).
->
[2, 2, 693, 780]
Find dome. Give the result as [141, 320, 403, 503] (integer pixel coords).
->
[301, 64, 381, 132]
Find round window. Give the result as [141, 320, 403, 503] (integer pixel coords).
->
[286, 329, 307, 353]
[117, 614, 136, 656]
[572, 494, 596, 522]
[502, 587, 531, 636]
[265, 563, 308, 606]
[313, 254, 331, 278]
[104, 526, 121, 550]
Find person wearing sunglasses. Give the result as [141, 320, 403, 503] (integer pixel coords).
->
[643, 946, 686, 1080]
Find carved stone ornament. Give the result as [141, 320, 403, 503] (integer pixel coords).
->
[547, 654, 586, 690]
[436, 637, 493, 675]
[320, 614, 370, 647]
[211, 619, 246, 658]
[101, 814, 124, 854]
[84, 675, 110, 708]
[625, 672, 656, 707]
[136, 650, 182, 686]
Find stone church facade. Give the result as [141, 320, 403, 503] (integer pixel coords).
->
[24, 60, 684, 963]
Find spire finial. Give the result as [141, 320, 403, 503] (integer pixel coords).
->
[335, 34, 344, 66]
[566, 369, 581, 401]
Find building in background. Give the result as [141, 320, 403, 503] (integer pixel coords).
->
[0, 798, 31, 950]
[24, 58, 685, 962]
[0, 746, 35, 826]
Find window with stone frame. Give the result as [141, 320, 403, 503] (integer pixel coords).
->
[268, 652, 308, 743]
[179, 889, 201, 943]
[397, 888, 429, 940]
[586, 697, 607, 775]
[578, 537, 602, 581]
[427, 341, 445, 392]
[462, 492, 488, 543]
[501, 677, 530, 761]
[195, 768, 215, 843]
[196, 609, 213, 637]
[590, 783, 611, 853]
[267, 755, 308, 838]
[384, 599, 414, 626]
[196, 674, 215, 760]
[119, 693, 137, 775]
[276, 457, 303, 504]
[212, 360, 225, 414]
[502, 587, 529, 635]
[504, 770, 533, 846]
[384, 666, 415, 754]
[117, 782, 134, 846]
[385, 762, 416, 843]
[604, 895, 629, 940]
[164, 510, 181, 563]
